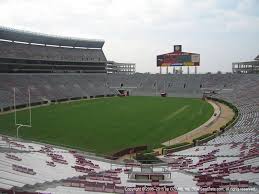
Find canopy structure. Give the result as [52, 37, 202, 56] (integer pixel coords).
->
[0, 26, 104, 48]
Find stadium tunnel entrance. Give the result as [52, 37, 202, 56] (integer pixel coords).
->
[118, 89, 129, 96]
[118, 83, 129, 96]
[109, 84, 137, 97]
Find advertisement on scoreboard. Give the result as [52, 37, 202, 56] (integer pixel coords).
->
[157, 52, 200, 67]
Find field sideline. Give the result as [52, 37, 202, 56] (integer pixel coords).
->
[0, 96, 214, 155]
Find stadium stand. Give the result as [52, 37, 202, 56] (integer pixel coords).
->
[0, 27, 107, 73]
[0, 41, 106, 62]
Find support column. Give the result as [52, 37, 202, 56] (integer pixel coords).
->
[160, 66, 162, 74]
[173, 67, 176, 74]
[187, 66, 190, 74]
[166, 66, 169, 74]
[195, 66, 197, 74]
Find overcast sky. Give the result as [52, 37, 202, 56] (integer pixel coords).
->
[0, 0, 258, 73]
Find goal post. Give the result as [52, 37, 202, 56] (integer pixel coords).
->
[13, 87, 32, 139]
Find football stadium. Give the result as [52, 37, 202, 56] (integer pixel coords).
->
[0, 3, 259, 194]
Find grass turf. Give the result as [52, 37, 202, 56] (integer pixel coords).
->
[0, 96, 214, 155]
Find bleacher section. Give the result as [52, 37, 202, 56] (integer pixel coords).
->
[0, 41, 106, 63]
[0, 73, 113, 111]
[0, 73, 257, 111]
[0, 27, 107, 73]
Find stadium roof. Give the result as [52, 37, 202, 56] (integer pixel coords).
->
[0, 26, 104, 48]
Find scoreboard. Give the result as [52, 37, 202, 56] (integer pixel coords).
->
[157, 46, 200, 67]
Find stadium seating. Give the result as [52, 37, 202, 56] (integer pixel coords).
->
[0, 41, 106, 63]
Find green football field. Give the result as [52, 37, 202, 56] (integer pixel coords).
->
[0, 96, 213, 155]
